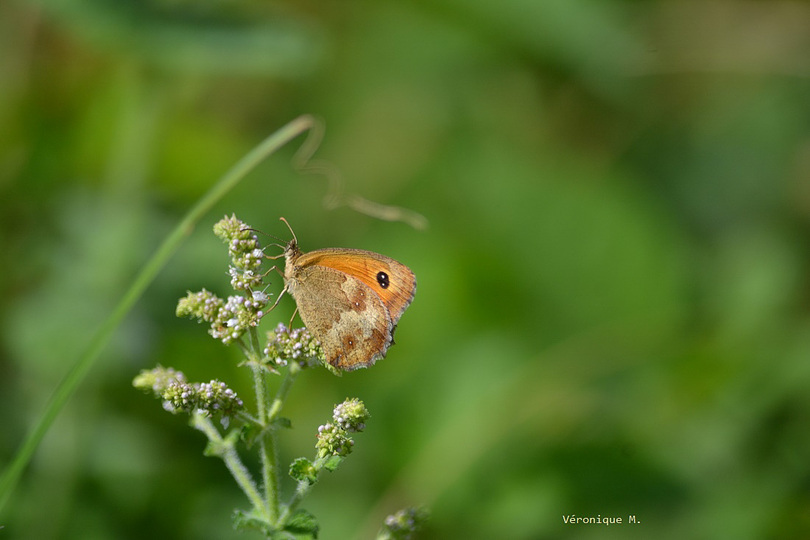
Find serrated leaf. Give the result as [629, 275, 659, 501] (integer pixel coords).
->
[284, 508, 319, 537]
[322, 455, 343, 472]
[232, 509, 276, 536]
[289, 457, 317, 484]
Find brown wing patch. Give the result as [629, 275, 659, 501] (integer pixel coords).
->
[296, 248, 416, 323]
[348, 286, 367, 312]
[286, 264, 395, 370]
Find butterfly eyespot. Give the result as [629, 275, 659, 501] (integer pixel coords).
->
[376, 271, 390, 289]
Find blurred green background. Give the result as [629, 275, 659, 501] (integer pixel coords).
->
[2, 0, 810, 538]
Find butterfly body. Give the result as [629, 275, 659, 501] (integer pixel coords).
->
[283, 241, 416, 371]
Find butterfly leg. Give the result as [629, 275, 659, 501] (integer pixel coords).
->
[288, 306, 298, 330]
[265, 285, 288, 313]
[262, 265, 284, 280]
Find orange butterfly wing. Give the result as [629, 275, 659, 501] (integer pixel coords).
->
[296, 248, 416, 323]
[284, 246, 416, 371]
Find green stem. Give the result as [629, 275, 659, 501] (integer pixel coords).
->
[245, 326, 282, 523]
[248, 353, 276, 521]
[192, 414, 266, 518]
[268, 362, 301, 422]
[260, 360, 301, 523]
[279, 480, 313, 525]
[235, 338, 251, 359]
[235, 410, 262, 427]
[0, 115, 320, 513]
[261, 436, 280, 523]
[278, 456, 326, 526]
[248, 329, 268, 422]
[248, 326, 264, 366]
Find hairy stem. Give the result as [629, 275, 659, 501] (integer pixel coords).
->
[278, 481, 312, 525]
[268, 362, 301, 422]
[278, 456, 327, 526]
[261, 435, 280, 523]
[192, 414, 266, 519]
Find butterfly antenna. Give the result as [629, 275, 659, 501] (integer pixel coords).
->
[279, 217, 298, 245]
[242, 227, 285, 250]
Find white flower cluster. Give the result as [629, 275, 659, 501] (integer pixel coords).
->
[161, 378, 244, 418]
[315, 422, 354, 458]
[263, 323, 324, 367]
[332, 398, 369, 432]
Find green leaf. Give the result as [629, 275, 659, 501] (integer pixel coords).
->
[289, 457, 317, 484]
[232, 509, 276, 536]
[274, 416, 293, 429]
[202, 439, 223, 458]
[322, 455, 343, 472]
[284, 508, 319, 538]
[239, 423, 260, 448]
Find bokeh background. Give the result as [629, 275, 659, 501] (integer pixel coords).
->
[2, 1, 810, 538]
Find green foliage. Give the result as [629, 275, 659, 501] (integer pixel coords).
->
[232, 510, 277, 537]
[3, 0, 810, 538]
[274, 417, 293, 430]
[289, 458, 318, 485]
[235, 507, 320, 539]
[283, 509, 320, 538]
[320, 455, 343, 473]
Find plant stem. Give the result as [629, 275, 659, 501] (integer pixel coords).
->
[255, 355, 301, 524]
[248, 325, 264, 366]
[268, 362, 301, 422]
[244, 327, 278, 521]
[278, 479, 313, 525]
[261, 436, 280, 523]
[192, 414, 266, 519]
[251, 361, 268, 423]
